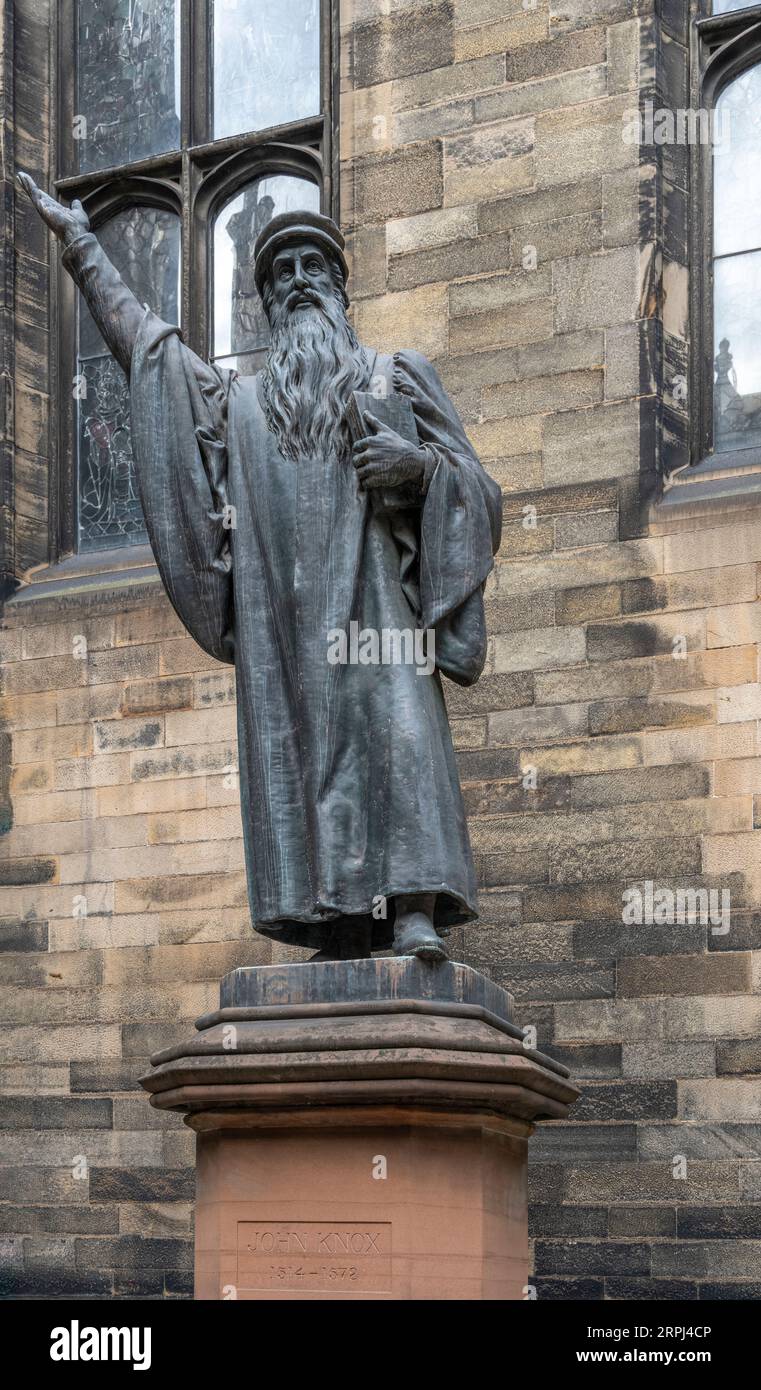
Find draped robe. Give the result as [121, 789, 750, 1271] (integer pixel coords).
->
[64, 234, 502, 949]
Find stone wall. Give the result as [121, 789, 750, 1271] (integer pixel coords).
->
[1, 0, 760, 1299]
[0, 584, 251, 1295]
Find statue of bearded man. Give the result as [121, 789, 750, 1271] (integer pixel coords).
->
[19, 174, 502, 964]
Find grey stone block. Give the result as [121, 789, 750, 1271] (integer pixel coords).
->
[574, 923, 706, 961]
[535, 1240, 650, 1276]
[530, 1123, 637, 1163]
[543, 400, 640, 485]
[609, 1206, 676, 1238]
[541, 1042, 622, 1078]
[530, 1205, 608, 1236]
[606, 1277, 697, 1300]
[89, 1167, 195, 1203]
[74, 1235, 193, 1271]
[717, 1041, 761, 1076]
[0, 918, 48, 952]
[351, 3, 454, 87]
[573, 1081, 677, 1122]
[389, 230, 512, 292]
[554, 246, 640, 332]
[533, 1275, 604, 1299]
[70, 1060, 149, 1092]
[506, 29, 607, 84]
[0, 1097, 113, 1130]
[638, 1124, 761, 1160]
[555, 509, 617, 549]
[677, 1206, 761, 1240]
[490, 960, 615, 1001]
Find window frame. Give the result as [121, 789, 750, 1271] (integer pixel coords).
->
[690, 1, 761, 470]
[52, 0, 339, 562]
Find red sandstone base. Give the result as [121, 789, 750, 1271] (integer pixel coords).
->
[141, 959, 579, 1301]
[193, 1111, 531, 1300]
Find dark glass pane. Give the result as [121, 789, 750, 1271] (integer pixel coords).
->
[75, 0, 181, 174]
[212, 0, 319, 140]
[78, 206, 181, 550]
[714, 250, 761, 452]
[714, 66, 761, 258]
[213, 175, 319, 359]
[78, 356, 146, 549]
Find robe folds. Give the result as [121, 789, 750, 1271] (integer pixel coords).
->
[130, 311, 502, 949]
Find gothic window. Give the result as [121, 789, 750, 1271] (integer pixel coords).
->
[692, 3, 761, 465]
[57, 0, 336, 555]
[213, 174, 320, 376]
[712, 64, 761, 453]
[77, 206, 181, 549]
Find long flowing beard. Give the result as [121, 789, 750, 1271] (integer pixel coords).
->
[262, 288, 368, 464]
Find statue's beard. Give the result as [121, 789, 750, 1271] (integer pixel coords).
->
[262, 288, 368, 464]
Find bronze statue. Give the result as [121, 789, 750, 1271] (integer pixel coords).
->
[19, 173, 501, 963]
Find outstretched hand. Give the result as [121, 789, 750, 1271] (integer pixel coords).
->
[352, 411, 427, 492]
[17, 172, 90, 247]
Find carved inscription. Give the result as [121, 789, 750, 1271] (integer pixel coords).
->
[237, 1221, 392, 1293]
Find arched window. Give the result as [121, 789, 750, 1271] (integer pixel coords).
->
[691, 4, 761, 466]
[77, 206, 181, 550]
[213, 175, 320, 376]
[712, 62, 761, 453]
[57, 0, 336, 556]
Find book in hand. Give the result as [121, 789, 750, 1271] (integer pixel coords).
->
[346, 389, 419, 447]
[346, 390, 421, 511]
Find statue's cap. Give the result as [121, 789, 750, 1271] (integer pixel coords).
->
[253, 210, 348, 296]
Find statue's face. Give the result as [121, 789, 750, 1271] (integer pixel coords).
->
[269, 239, 336, 316]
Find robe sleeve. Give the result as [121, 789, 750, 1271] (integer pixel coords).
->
[129, 311, 235, 664]
[392, 349, 502, 687]
[60, 232, 235, 663]
[61, 232, 145, 375]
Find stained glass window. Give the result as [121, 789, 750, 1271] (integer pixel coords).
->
[713, 65, 761, 452]
[213, 175, 320, 375]
[75, 0, 181, 174]
[65, 1, 333, 553]
[77, 207, 181, 550]
[212, 0, 320, 141]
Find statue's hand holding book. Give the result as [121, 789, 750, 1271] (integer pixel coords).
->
[347, 390, 429, 507]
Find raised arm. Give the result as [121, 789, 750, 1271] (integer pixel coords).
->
[18, 172, 144, 375]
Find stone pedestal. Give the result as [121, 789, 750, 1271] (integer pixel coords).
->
[141, 959, 578, 1301]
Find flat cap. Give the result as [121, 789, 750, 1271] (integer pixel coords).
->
[253, 210, 349, 296]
